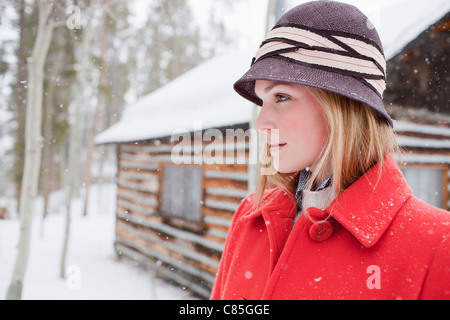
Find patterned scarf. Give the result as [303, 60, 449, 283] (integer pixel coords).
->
[295, 169, 332, 212]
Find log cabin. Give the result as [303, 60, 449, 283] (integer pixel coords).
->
[386, 10, 450, 210]
[96, 50, 256, 298]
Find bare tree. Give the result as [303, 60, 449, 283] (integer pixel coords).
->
[60, 1, 98, 278]
[6, 0, 54, 300]
[82, 5, 110, 217]
[11, 0, 28, 209]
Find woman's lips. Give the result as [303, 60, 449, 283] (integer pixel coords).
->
[269, 143, 287, 153]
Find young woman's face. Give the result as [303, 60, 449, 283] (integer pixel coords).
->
[254, 80, 328, 174]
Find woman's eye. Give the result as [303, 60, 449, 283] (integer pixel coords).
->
[275, 94, 290, 103]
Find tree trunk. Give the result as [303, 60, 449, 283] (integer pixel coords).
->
[60, 3, 97, 278]
[13, 0, 27, 213]
[6, 0, 53, 300]
[40, 67, 57, 237]
[83, 13, 109, 217]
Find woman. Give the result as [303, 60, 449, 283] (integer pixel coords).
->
[211, 1, 450, 300]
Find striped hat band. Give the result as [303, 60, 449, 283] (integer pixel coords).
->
[253, 23, 387, 98]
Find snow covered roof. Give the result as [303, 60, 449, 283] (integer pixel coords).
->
[380, 0, 450, 59]
[96, 49, 255, 144]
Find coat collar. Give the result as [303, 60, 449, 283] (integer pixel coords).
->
[240, 154, 413, 248]
[240, 188, 297, 222]
[327, 154, 413, 248]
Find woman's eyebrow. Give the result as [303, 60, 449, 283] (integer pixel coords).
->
[264, 82, 293, 93]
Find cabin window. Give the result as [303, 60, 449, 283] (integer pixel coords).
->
[160, 165, 203, 228]
[402, 165, 448, 210]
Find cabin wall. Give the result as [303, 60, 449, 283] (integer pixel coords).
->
[383, 11, 450, 210]
[395, 121, 450, 210]
[384, 12, 450, 115]
[113, 127, 251, 298]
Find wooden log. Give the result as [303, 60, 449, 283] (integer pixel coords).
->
[117, 212, 225, 253]
[114, 243, 212, 298]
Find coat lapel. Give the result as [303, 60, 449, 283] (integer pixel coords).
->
[240, 188, 298, 271]
[328, 155, 413, 248]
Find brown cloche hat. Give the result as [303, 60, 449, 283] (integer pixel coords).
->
[234, 0, 393, 127]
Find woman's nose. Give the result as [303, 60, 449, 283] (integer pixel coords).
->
[254, 105, 275, 131]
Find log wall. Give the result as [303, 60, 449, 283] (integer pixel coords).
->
[395, 121, 450, 210]
[114, 126, 251, 298]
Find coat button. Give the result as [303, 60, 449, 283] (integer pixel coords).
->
[309, 221, 333, 242]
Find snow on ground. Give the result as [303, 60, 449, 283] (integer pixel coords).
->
[0, 184, 197, 300]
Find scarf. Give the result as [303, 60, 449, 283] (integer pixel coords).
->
[295, 169, 332, 213]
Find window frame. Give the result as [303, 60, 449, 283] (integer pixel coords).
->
[401, 163, 449, 210]
[158, 164, 204, 232]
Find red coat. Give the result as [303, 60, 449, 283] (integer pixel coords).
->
[211, 155, 450, 300]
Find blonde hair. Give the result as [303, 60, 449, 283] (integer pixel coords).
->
[254, 88, 399, 206]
